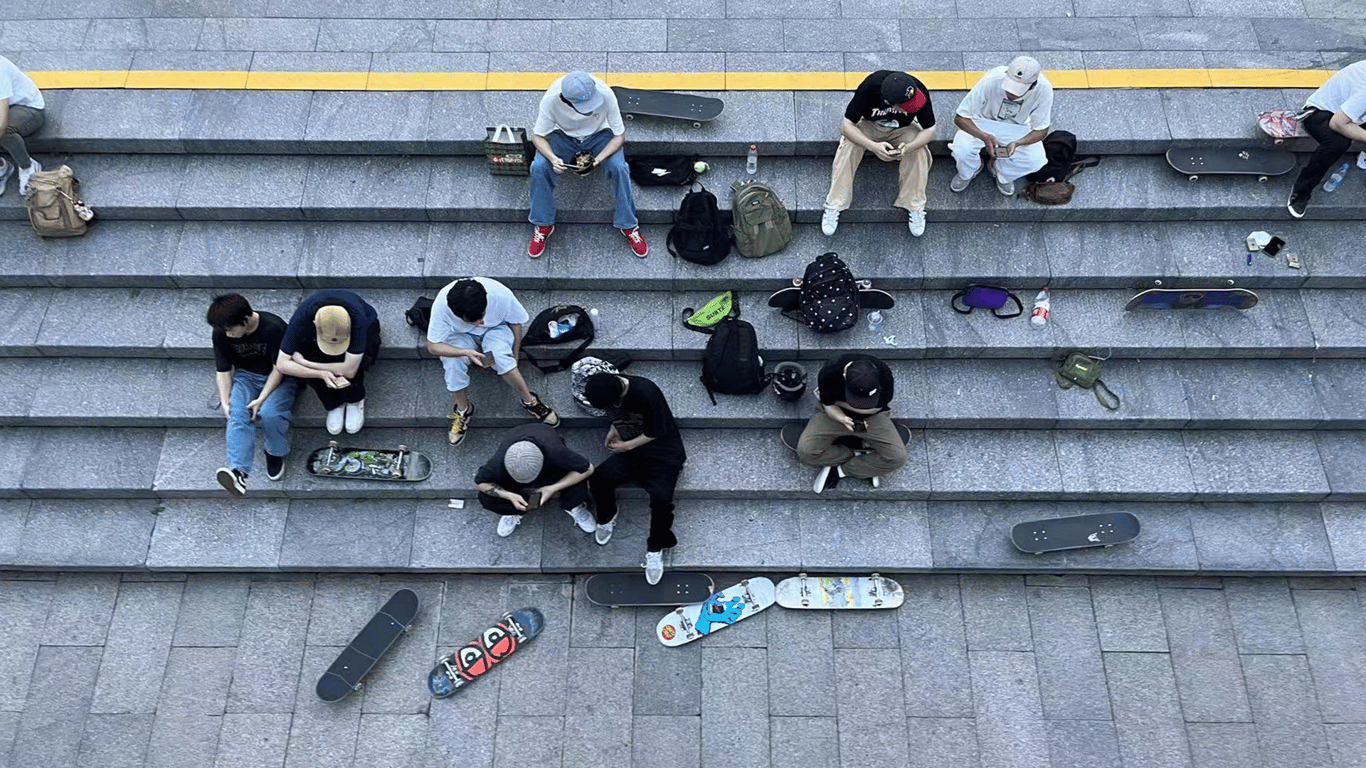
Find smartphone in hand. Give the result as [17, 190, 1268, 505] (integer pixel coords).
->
[526, 490, 543, 510]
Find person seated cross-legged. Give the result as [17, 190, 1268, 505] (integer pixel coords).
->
[796, 354, 907, 494]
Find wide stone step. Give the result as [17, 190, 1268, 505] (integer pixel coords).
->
[2, 495, 1361, 576]
[3, 153, 1358, 224]
[3, 357, 1363, 431]
[3, 218, 1357, 291]
[2, 425, 1362, 503]
[1, 286, 1359, 361]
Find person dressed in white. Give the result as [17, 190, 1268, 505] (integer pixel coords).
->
[1286, 60, 1366, 218]
[0, 55, 45, 196]
[949, 56, 1053, 197]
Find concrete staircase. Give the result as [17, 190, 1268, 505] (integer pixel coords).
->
[2, 85, 1365, 576]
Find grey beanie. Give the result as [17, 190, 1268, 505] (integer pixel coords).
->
[503, 440, 544, 484]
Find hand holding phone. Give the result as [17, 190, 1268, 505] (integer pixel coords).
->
[526, 490, 543, 510]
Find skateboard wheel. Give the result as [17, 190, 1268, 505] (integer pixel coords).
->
[692, 121, 701, 128]
[398, 444, 407, 451]
[1257, 176, 1268, 183]
[1187, 175, 1198, 182]
[625, 113, 634, 120]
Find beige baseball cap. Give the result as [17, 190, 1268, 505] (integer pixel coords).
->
[1003, 55, 1042, 97]
[314, 305, 351, 356]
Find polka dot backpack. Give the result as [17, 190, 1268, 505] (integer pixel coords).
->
[792, 252, 859, 333]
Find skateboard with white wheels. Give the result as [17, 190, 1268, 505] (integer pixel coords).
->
[656, 578, 775, 646]
[428, 608, 544, 698]
[1010, 512, 1141, 554]
[775, 573, 904, 609]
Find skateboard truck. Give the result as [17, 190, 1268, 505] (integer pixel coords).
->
[321, 440, 339, 474]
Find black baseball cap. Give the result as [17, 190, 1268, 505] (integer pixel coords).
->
[843, 359, 881, 410]
[880, 72, 927, 113]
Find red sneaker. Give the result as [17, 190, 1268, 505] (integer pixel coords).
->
[528, 225, 554, 258]
[622, 227, 649, 258]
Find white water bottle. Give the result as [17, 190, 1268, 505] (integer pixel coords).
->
[588, 307, 603, 335]
[867, 310, 883, 332]
[746, 144, 758, 175]
[1031, 287, 1050, 328]
[1324, 162, 1349, 192]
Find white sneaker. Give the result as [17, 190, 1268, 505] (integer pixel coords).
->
[950, 167, 978, 192]
[997, 177, 1017, 196]
[344, 399, 365, 434]
[813, 465, 838, 494]
[0, 158, 12, 196]
[18, 159, 41, 196]
[325, 406, 345, 435]
[1357, 150, 1366, 170]
[908, 210, 926, 237]
[595, 519, 615, 545]
[645, 551, 664, 585]
[566, 503, 596, 534]
[869, 474, 880, 489]
[497, 515, 521, 538]
[821, 207, 840, 236]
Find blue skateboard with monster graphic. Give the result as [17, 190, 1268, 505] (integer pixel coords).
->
[655, 577, 776, 647]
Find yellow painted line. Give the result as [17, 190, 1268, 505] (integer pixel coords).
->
[124, 70, 248, 89]
[365, 72, 487, 91]
[28, 68, 1338, 91]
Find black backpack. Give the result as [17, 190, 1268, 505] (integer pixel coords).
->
[405, 296, 434, 328]
[629, 155, 699, 186]
[787, 252, 860, 333]
[692, 316, 769, 405]
[519, 304, 595, 373]
[667, 184, 732, 266]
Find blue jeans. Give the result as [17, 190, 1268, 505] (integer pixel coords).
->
[529, 129, 638, 230]
[227, 370, 300, 475]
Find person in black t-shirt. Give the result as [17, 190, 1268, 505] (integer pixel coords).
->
[823, 70, 938, 238]
[582, 372, 687, 585]
[796, 353, 907, 494]
[205, 293, 300, 497]
[474, 423, 596, 538]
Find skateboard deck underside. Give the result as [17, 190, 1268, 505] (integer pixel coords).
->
[1125, 288, 1258, 311]
[775, 575, 905, 609]
[316, 589, 419, 701]
[428, 608, 544, 698]
[768, 286, 896, 311]
[1165, 148, 1296, 177]
[1010, 512, 1142, 554]
[307, 446, 433, 481]
[585, 572, 716, 607]
[656, 578, 776, 646]
[612, 87, 724, 121]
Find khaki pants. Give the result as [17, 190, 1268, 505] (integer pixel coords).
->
[824, 119, 932, 213]
[795, 409, 908, 479]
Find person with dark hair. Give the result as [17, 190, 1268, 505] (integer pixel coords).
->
[797, 353, 907, 493]
[205, 293, 298, 496]
[427, 276, 558, 447]
[254, 289, 380, 436]
[0, 55, 44, 196]
[582, 371, 686, 585]
[475, 423, 596, 538]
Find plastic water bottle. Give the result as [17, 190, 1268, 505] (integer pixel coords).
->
[746, 144, 758, 175]
[1031, 287, 1051, 328]
[866, 310, 883, 332]
[1324, 162, 1349, 192]
[588, 307, 603, 335]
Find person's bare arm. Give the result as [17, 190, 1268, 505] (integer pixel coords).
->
[1330, 110, 1366, 144]
[953, 115, 994, 144]
[593, 133, 626, 166]
[538, 465, 594, 496]
[426, 340, 487, 366]
[246, 366, 287, 419]
[900, 124, 939, 152]
[287, 352, 360, 377]
[1003, 128, 1049, 157]
[274, 351, 343, 385]
[476, 481, 528, 512]
[509, 323, 524, 360]
[0, 100, 9, 137]
[215, 370, 233, 419]
[532, 134, 567, 173]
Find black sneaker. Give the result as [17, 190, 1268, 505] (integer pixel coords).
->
[216, 467, 246, 497]
[1287, 192, 1308, 219]
[522, 392, 560, 427]
[265, 453, 286, 481]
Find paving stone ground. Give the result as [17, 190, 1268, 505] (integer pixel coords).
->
[2, 571, 1365, 768]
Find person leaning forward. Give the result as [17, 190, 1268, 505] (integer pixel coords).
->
[0, 55, 45, 196]
[476, 423, 596, 539]
[796, 353, 908, 494]
[949, 55, 1053, 198]
[1287, 60, 1366, 219]
[822, 70, 938, 238]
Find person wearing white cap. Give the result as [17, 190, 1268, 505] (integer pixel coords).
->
[258, 289, 381, 436]
[949, 55, 1054, 197]
[475, 424, 595, 538]
[527, 70, 648, 259]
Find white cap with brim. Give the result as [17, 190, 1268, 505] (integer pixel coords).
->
[561, 71, 604, 113]
[1003, 55, 1042, 97]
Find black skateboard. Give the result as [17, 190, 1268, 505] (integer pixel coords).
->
[780, 420, 912, 452]
[1125, 287, 1258, 311]
[612, 86, 724, 128]
[316, 588, 419, 702]
[428, 608, 544, 698]
[1010, 512, 1141, 554]
[1165, 147, 1296, 183]
[584, 572, 716, 607]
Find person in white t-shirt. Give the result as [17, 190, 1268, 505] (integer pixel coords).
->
[426, 277, 560, 447]
[949, 56, 1054, 197]
[527, 71, 646, 260]
[0, 55, 45, 196]
[1287, 60, 1366, 218]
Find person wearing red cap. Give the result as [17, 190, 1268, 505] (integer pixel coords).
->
[822, 70, 938, 237]
[950, 55, 1054, 197]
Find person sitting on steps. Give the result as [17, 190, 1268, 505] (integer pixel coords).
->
[949, 55, 1053, 198]
[797, 353, 908, 494]
[0, 55, 45, 196]
[527, 70, 648, 259]
[205, 293, 300, 497]
[476, 423, 596, 538]
[822, 70, 938, 238]
[1287, 59, 1366, 219]
[257, 289, 380, 437]
[427, 277, 559, 447]
[582, 371, 686, 586]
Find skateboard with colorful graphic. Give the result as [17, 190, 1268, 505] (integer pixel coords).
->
[1125, 287, 1258, 311]
[656, 577, 775, 647]
[1010, 512, 1141, 554]
[428, 608, 544, 698]
[1165, 147, 1296, 183]
[585, 572, 715, 608]
[775, 573, 905, 610]
[316, 588, 419, 702]
[612, 86, 725, 128]
[306, 441, 433, 482]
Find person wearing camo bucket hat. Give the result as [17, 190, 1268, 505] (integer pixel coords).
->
[475, 424, 596, 539]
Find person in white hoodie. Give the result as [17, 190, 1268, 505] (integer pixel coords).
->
[0, 55, 44, 196]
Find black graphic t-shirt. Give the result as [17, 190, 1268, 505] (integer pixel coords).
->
[212, 311, 287, 375]
[844, 70, 937, 129]
[608, 375, 687, 466]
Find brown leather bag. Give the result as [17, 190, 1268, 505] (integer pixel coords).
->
[1024, 156, 1099, 206]
[24, 165, 95, 237]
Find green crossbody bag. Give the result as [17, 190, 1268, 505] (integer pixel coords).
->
[1056, 352, 1120, 410]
